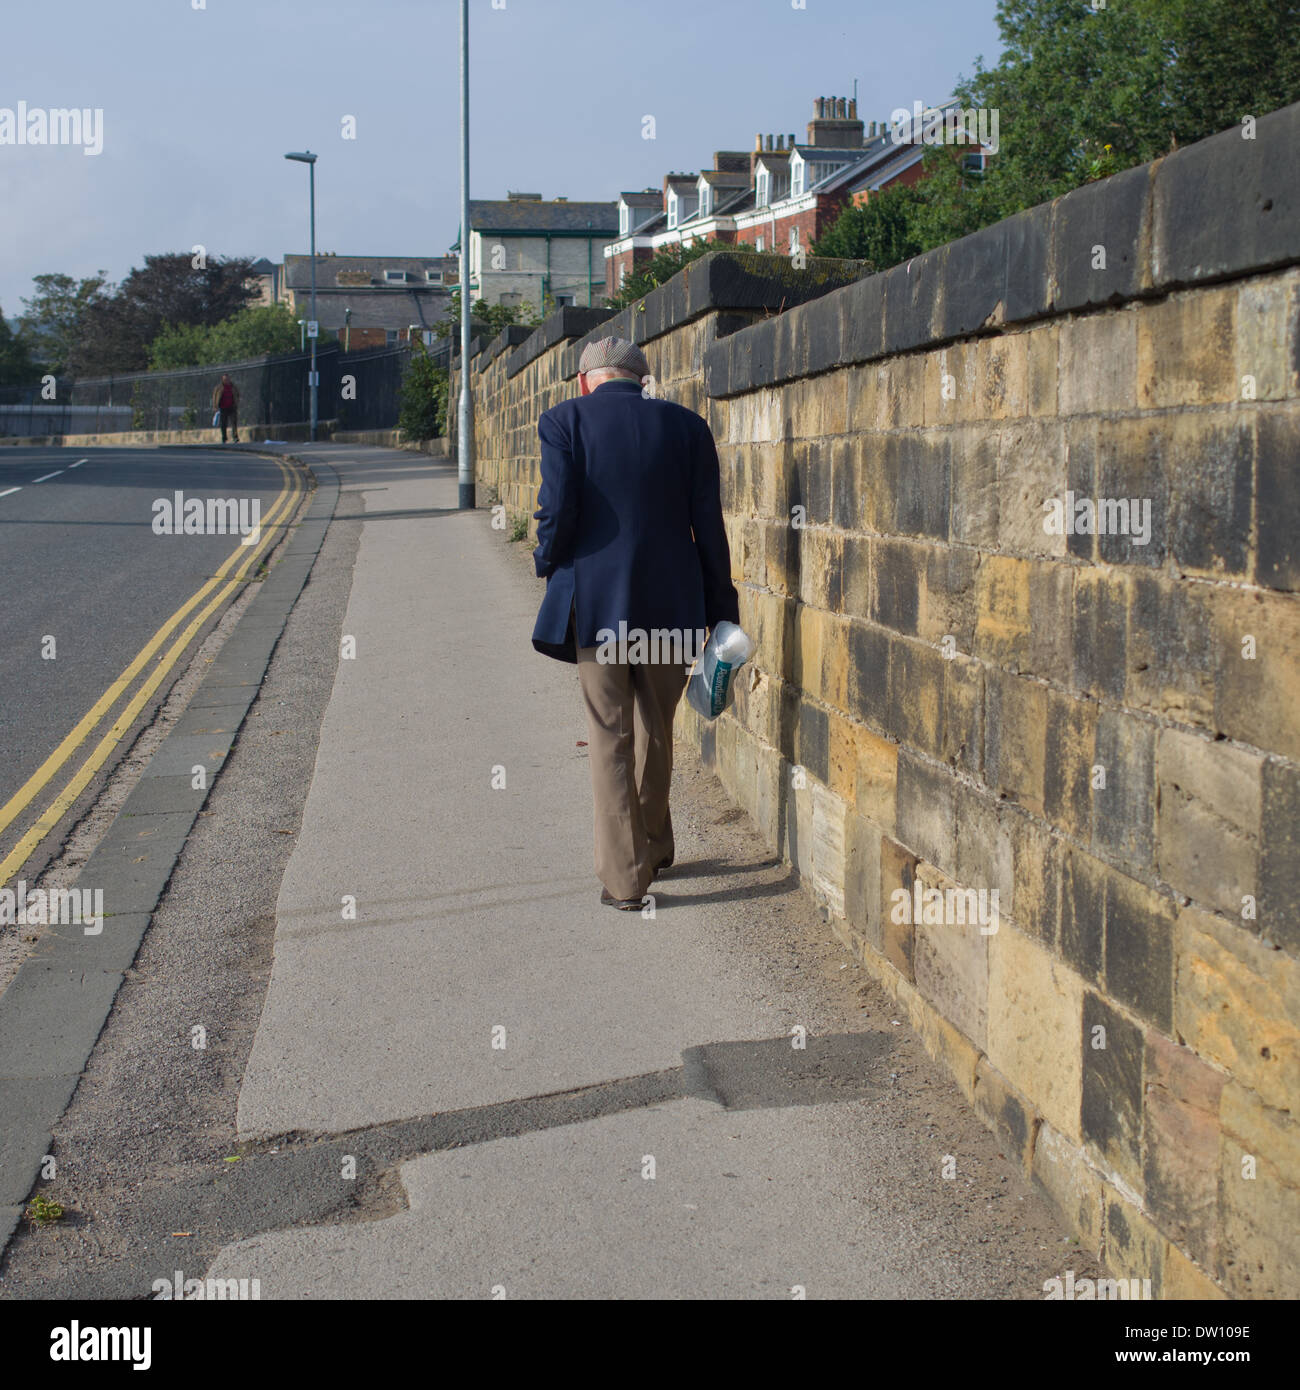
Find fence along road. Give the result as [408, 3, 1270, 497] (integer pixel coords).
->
[0, 447, 300, 887]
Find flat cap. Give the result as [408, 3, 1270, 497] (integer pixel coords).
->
[578, 335, 651, 378]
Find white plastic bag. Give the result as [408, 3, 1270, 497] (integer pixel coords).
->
[686, 621, 755, 720]
[212, 410, 221, 428]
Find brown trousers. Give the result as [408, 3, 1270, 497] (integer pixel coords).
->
[576, 645, 689, 900]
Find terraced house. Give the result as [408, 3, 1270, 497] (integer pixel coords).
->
[604, 95, 995, 297]
[457, 194, 619, 315]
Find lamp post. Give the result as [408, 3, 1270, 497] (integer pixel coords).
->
[457, 0, 474, 509]
[285, 150, 319, 442]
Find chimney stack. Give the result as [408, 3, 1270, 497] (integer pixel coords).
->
[807, 93, 866, 148]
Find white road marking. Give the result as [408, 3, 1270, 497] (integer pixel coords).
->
[0, 487, 20, 499]
[67, 458, 88, 469]
[32, 470, 64, 483]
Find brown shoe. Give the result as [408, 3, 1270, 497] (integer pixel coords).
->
[600, 887, 644, 911]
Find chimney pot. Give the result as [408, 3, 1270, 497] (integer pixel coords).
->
[755, 132, 764, 151]
[766, 134, 774, 151]
[849, 98, 857, 118]
[789, 133, 796, 147]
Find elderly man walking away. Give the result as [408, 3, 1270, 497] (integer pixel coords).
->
[212, 373, 240, 443]
[530, 336, 740, 910]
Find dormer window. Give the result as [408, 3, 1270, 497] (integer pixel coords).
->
[619, 203, 629, 235]
[667, 189, 679, 229]
[384, 269, 409, 284]
[791, 158, 805, 197]
[698, 181, 711, 218]
[756, 168, 770, 207]
[425, 269, 443, 283]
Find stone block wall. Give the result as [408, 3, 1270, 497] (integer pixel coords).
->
[453, 104, 1300, 1298]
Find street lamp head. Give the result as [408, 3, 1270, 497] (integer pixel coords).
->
[284, 151, 317, 164]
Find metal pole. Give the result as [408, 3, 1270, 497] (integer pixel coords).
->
[309, 159, 318, 443]
[457, 0, 475, 509]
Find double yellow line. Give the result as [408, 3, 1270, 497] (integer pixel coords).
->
[0, 458, 303, 885]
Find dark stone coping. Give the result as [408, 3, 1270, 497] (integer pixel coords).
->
[482, 324, 535, 365]
[486, 254, 869, 382]
[559, 253, 869, 381]
[500, 307, 615, 380]
[450, 333, 493, 369]
[704, 99, 1300, 398]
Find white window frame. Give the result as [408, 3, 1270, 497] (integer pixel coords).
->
[619, 203, 629, 236]
[424, 269, 442, 283]
[667, 189, 679, 229]
[384, 269, 408, 284]
[790, 157, 804, 197]
[756, 168, 770, 207]
[756, 235, 765, 252]
[789, 227, 801, 254]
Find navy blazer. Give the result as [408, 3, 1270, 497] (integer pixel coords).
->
[531, 378, 740, 662]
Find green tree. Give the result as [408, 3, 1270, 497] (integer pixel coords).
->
[815, 0, 1300, 272]
[0, 307, 38, 385]
[148, 304, 304, 369]
[811, 184, 927, 270]
[207, 304, 304, 362]
[397, 341, 449, 440]
[435, 291, 541, 341]
[18, 272, 109, 374]
[603, 238, 749, 310]
[147, 320, 212, 370]
[71, 253, 259, 376]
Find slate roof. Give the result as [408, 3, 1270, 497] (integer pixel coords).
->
[468, 199, 619, 234]
[306, 288, 453, 333]
[282, 254, 455, 291]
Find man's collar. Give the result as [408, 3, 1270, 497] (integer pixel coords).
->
[593, 378, 643, 391]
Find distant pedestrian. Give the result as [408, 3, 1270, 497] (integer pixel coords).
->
[530, 337, 740, 910]
[211, 374, 240, 443]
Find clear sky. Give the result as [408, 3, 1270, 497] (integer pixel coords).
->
[0, 0, 1003, 317]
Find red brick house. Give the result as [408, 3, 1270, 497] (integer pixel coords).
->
[603, 96, 994, 298]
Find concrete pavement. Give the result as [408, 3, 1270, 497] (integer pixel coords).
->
[196, 443, 1091, 1299]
